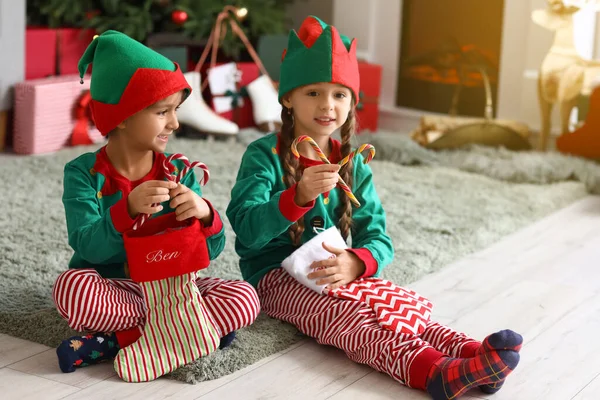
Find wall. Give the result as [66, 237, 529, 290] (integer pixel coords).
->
[0, 0, 25, 111]
[286, 0, 334, 30]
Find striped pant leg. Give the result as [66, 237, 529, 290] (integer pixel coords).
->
[52, 268, 145, 333]
[419, 321, 481, 358]
[257, 268, 440, 388]
[195, 277, 260, 337]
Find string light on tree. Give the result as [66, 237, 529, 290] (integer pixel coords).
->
[237, 7, 248, 19]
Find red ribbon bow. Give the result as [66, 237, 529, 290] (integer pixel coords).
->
[70, 90, 95, 146]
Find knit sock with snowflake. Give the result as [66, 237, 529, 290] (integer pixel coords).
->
[56, 332, 120, 373]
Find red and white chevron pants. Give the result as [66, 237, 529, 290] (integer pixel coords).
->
[258, 268, 480, 389]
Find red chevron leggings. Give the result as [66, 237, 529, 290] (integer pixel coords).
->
[53, 269, 260, 344]
[258, 268, 480, 390]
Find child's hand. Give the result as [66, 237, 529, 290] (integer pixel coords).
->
[169, 183, 213, 224]
[307, 242, 366, 290]
[127, 180, 177, 218]
[295, 164, 341, 206]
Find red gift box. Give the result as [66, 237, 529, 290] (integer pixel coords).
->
[123, 213, 210, 282]
[57, 28, 96, 75]
[203, 62, 260, 129]
[356, 62, 382, 133]
[25, 28, 57, 79]
[26, 28, 95, 79]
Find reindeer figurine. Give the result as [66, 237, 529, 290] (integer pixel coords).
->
[533, 0, 600, 150]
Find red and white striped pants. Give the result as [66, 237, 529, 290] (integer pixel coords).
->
[53, 269, 260, 340]
[258, 268, 480, 390]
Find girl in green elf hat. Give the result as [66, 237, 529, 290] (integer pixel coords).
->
[52, 30, 260, 382]
[226, 16, 523, 399]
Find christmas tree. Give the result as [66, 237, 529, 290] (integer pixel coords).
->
[27, 0, 294, 59]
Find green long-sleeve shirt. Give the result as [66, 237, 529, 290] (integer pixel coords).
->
[62, 146, 225, 279]
[226, 133, 394, 288]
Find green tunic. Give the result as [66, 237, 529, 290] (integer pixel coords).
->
[62, 147, 225, 279]
[226, 133, 393, 288]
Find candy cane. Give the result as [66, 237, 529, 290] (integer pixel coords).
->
[178, 161, 210, 186]
[290, 135, 376, 208]
[132, 153, 210, 230]
[338, 143, 376, 167]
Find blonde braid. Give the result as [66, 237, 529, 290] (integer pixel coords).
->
[279, 107, 305, 246]
[337, 108, 357, 241]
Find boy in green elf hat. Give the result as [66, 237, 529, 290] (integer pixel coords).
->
[52, 30, 260, 382]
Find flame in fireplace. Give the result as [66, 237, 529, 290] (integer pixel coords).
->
[402, 41, 499, 87]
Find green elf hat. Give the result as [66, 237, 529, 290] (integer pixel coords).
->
[78, 30, 191, 135]
[278, 16, 360, 103]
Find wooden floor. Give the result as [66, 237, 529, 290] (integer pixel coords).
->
[1, 196, 599, 400]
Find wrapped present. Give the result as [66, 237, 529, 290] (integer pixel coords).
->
[57, 28, 96, 75]
[25, 28, 95, 79]
[25, 28, 57, 79]
[207, 62, 259, 129]
[356, 62, 382, 133]
[13, 75, 104, 155]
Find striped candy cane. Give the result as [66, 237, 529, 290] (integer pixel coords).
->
[290, 135, 376, 208]
[339, 143, 376, 166]
[132, 153, 210, 230]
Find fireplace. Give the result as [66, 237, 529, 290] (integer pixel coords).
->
[396, 0, 505, 118]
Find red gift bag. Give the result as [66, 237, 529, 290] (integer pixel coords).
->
[356, 62, 382, 133]
[123, 213, 210, 282]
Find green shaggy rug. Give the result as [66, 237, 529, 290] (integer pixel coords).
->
[0, 131, 597, 383]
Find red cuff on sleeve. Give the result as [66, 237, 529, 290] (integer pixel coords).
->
[110, 197, 136, 233]
[279, 184, 315, 222]
[347, 248, 379, 278]
[200, 199, 224, 237]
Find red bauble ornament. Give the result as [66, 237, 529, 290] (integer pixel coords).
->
[171, 10, 188, 25]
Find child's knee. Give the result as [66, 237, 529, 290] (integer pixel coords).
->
[52, 268, 101, 323]
[236, 281, 261, 322]
[248, 286, 261, 321]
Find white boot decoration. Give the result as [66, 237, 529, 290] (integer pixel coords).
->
[246, 75, 282, 133]
[177, 71, 239, 137]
